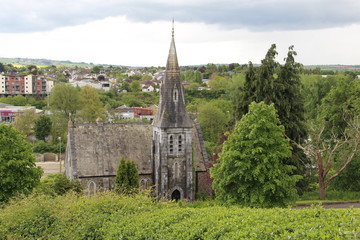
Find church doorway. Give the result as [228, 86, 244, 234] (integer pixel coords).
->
[171, 190, 181, 201]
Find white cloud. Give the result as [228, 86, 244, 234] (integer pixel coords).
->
[1, 0, 360, 33]
[1, 17, 359, 66]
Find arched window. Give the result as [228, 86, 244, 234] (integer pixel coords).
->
[87, 181, 97, 196]
[173, 89, 178, 102]
[178, 135, 183, 153]
[169, 135, 174, 154]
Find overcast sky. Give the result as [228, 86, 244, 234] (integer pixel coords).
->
[0, 0, 359, 66]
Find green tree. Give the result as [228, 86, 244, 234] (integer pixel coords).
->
[0, 62, 5, 72]
[186, 82, 200, 91]
[12, 109, 37, 137]
[55, 72, 68, 82]
[0, 123, 43, 203]
[115, 158, 139, 194]
[238, 45, 308, 192]
[78, 86, 106, 123]
[130, 80, 141, 92]
[35, 173, 83, 196]
[198, 102, 229, 143]
[9, 95, 27, 106]
[90, 65, 102, 74]
[211, 102, 299, 207]
[121, 81, 130, 92]
[48, 83, 80, 121]
[141, 74, 153, 81]
[49, 112, 68, 144]
[34, 115, 52, 141]
[208, 75, 228, 90]
[294, 117, 360, 199]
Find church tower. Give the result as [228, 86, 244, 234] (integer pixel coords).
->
[152, 22, 194, 201]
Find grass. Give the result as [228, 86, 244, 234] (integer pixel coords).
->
[297, 190, 360, 204]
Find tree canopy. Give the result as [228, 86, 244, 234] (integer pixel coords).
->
[237, 44, 308, 192]
[48, 83, 80, 121]
[211, 102, 300, 207]
[78, 86, 106, 123]
[34, 114, 52, 141]
[0, 123, 43, 203]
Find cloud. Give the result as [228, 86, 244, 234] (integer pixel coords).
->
[1, 0, 360, 33]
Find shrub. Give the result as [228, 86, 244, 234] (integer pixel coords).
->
[115, 158, 139, 194]
[33, 141, 57, 153]
[35, 173, 83, 196]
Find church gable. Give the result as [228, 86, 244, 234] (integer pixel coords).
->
[66, 122, 153, 179]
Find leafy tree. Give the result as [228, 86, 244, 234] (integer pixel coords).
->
[208, 76, 228, 90]
[35, 173, 83, 196]
[298, 77, 360, 198]
[301, 74, 336, 120]
[78, 86, 106, 123]
[198, 102, 229, 143]
[141, 74, 153, 81]
[294, 117, 360, 199]
[49, 112, 68, 144]
[34, 115, 52, 141]
[318, 76, 358, 135]
[48, 83, 80, 121]
[115, 158, 139, 194]
[121, 81, 130, 92]
[0, 123, 43, 203]
[211, 102, 300, 207]
[331, 156, 360, 191]
[203, 63, 218, 79]
[130, 80, 141, 92]
[12, 109, 37, 137]
[0, 62, 5, 72]
[183, 71, 203, 84]
[33, 141, 57, 153]
[238, 45, 308, 192]
[90, 65, 102, 74]
[186, 82, 201, 91]
[55, 72, 68, 82]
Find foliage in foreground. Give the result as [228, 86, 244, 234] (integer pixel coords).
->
[0, 192, 359, 239]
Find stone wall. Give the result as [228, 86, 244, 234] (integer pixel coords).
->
[66, 122, 153, 180]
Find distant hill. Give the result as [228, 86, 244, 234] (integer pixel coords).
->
[303, 65, 360, 71]
[0, 57, 125, 67]
[0, 57, 359, 71]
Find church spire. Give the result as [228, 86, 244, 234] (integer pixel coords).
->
[166, 19, 179, 73]
[153, 22, 192, 128]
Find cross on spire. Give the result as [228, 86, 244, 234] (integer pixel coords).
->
[172, 19, 174, 37]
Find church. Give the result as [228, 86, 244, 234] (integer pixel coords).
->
[65, 26, 211, 201]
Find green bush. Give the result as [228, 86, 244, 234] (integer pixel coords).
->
[0, 192, 359, 239]
[115, 158, 139, 194]
[35, 173, 83, 196]
[33, 141, 57, 153]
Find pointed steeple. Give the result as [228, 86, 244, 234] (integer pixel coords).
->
[166, 19, 179, 73]
[153, 22, 192, 128]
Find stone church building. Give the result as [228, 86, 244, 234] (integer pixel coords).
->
[65, 27, 211, 201]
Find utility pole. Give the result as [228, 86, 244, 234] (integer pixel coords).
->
[58, 137, 62, 173]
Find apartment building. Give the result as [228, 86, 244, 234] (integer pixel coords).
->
[0, 74, 54, 95]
